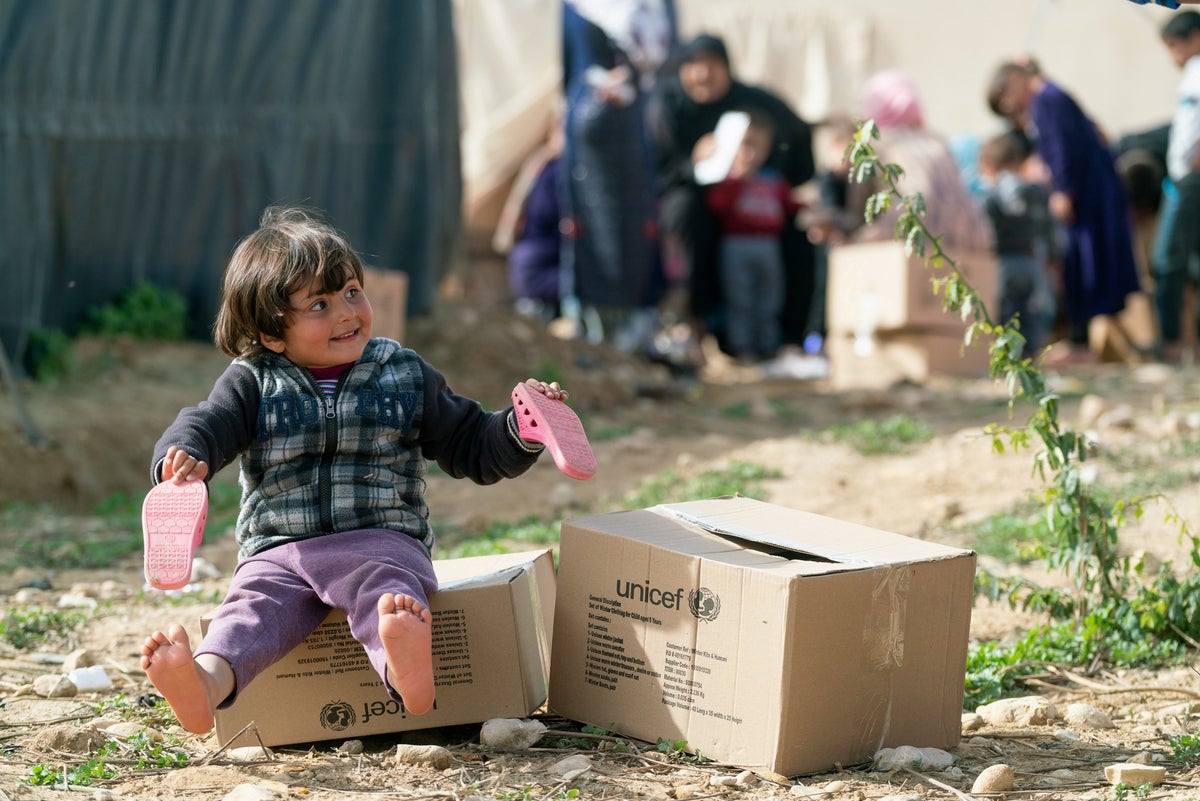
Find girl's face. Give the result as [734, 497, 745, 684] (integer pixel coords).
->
[996, 73, 1033, 121]
[261, 277, 373, 369]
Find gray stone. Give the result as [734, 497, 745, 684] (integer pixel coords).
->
[222, 784, 278, 801]
[479, 718, 546, 749]
[961, 712, 985, 732]
[394, 743, 453, 769]
[549, 754, 592, 779]
[1104, 763, 1166, 786]
[874, 745, 955, 771]
[33, 673, 77, 698]
[225, 746, 274, 761]
[976, 696, 1057, 726]
[62, 648, 98, 672]
[337, 739, 363, 755]
[1064, 703, 1115, 729]
[971, 764, 1014, 793]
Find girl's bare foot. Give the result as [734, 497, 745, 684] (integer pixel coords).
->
[140, 624, 219, 733]
[378, 594, 435, 715]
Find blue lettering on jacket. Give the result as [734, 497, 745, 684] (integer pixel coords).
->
[258, 393, 321, 440]
[355, 389, 420, 435]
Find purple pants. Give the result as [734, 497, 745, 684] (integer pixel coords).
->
[196, 528, 438, 706]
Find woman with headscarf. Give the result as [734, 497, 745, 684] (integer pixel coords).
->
[842, 71, 991, 253]
[560, 0, 676, 351]
[648, 33, 815, 358]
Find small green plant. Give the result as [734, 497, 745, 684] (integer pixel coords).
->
[623, 461, 782, 509]
[819, 415, 933, 456]
[91, 694, 180, 731]
[969, 507, 1054, 564]
[24, 327, 75, 382]
[25, 757, 118, 787]
[720, 400, 752, 420]
[0, 608, 86, 650]
[1169, 732, 1200, 765]
[84, 281, 189, 340]
[655, 737, 708, 763]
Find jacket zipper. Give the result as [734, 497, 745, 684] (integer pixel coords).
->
[305, 369, 350, 534]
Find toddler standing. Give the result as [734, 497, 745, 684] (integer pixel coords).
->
[705, 109, 802, 361]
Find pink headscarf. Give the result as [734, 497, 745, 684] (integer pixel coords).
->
[863, 70, 925, 130]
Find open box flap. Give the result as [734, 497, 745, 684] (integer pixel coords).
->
[652, 497, 972, 568]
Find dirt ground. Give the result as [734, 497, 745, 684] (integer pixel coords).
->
[3, 293, 1200, 800]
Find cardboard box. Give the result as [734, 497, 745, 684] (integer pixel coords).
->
[363, 266, 408, 343]
[205, 548, 555, 748]
[827, 241, 997, 334]
[827, 329, 991, 390]
[548, 497, 975, 777]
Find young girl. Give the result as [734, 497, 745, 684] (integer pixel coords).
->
[140, 206, 589, 734]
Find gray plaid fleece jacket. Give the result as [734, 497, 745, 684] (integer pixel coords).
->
[151, 338, 542, 560]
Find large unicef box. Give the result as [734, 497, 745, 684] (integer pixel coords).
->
[547, 497, 975, 777]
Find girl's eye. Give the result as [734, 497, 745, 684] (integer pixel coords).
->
[310, 300, 327, 312]
[346, 287, 360, 300]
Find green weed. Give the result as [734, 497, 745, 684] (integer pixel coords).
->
[623, 461, 782, 509]
[83, 281, 189, 341]
[1169, 732, 1200, 765]
[24, 328, 75, 383]
[0, 608, 86, 650]
[819, 415, 933, 455]
[720, 401, 752, 420]
[969, 508, 1053, 564]
[655, 737, 708, 763]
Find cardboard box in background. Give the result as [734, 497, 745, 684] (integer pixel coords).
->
[205, 549, 555, 748]
[826, 241, 996, 335]
[363, 266, 408, 343]
[826, 329, 991, 390]
[548, 497, 975, 778]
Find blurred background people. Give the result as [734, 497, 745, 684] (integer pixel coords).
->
[560, 0, 677, 352]
[988, 61, 1142, 363]
[649, 33, 815, 363]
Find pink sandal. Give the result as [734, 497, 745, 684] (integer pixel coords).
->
[511, 383, 596, 480]
[142, 480, 208, 590]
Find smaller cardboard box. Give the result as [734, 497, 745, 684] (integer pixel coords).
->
[548, 497, 975, 777]
[827, 329, 991, 390]
[826, 241, 997, 335]
[204, 549, 555, 748]
[363, 266, 408, 343]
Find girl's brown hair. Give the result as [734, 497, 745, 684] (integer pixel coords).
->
[213, 206, 365, 358]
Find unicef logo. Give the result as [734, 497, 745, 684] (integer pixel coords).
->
[319, 701, 357, 731]
[688, 588, 721, 622]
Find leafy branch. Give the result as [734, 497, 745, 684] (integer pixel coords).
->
[846, 121, 1196, 629]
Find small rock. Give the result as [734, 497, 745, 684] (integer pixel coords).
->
[69, 665, 112, 692]
[874, 745, 955, 771]
[1104, 763, 1166, 787]
[13, 588, 41, 604]
[976, 696, 1057, 726]
[879, 795, 921, 801]
[89, 717, 123, 731]
[961, 712, 985, 732]
[549, 754, 592, 779]
[709, 774, 739, 787]
[1064, 703, 1115, 729]
[57, 592, 98, 609]
[337, 739, 363, 755]
[222, 784, 278, 801]
[105, 722, 163, 740]
[1078, 394, 1108, 428]
[92, 790, 115, 801]
[28, 651, 65, 665]
[1054, 729, 1081, 742]
[791, 785, 824, 797]
[225, 746, 274, 761]
[734, 769, 755, 786]
[62, 648, 98, 672]
[671, 785, 705, 799]
[972, 764, 1015, 793]
[394, 743, 453, 769]
[1128, 752, 1158, 766]
[822, 780, 849, 793]
[479, 718, 547, 749]
[1097, 405, 1135, 429]
[33, 673, 77, 698]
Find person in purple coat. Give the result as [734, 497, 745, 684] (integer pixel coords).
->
[988, 62, 1141, 358]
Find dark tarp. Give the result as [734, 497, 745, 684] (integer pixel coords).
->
[0, 0, 461, 367]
